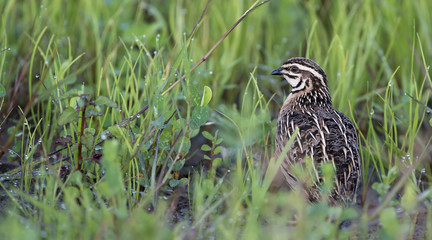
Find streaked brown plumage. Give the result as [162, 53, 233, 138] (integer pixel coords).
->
[270, 57, 361, 204]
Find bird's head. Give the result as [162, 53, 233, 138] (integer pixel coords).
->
[271, 57, 332, 105]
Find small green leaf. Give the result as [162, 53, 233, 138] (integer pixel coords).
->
[380, 208, 400, 238]
[190, 106, 209, 129]
[178, 178, 188, 186]
[200, 86, 212, 107]
[108, 126, 128, 140]
[84, 128, 96, 136]
[69, 96, 86, 109]
[401, 182, 417, 213]
[86, 109, 103, 117]
[81, 134, 93, 150]
[173, 159, 185, 171]
[340, 207, 358, 221]
[58, 107, 79, 125]
[216, 138, 223, 144]
[201, 144, 211, 151]
[202, 131, 213, 140]
[204, 155, 211, 160]
[174, 137, 191, 153]
[182, 85, 201, 107]
[0, 83, 5, 97]
[98, 140, 123, 197]
[95, 95, 117, 108]
[213, 158, 222, 167]
[214, 146, 222, 155]
[429, 118, 432, 127]
[169, 179, 179, 187]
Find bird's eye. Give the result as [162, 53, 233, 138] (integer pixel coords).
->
[291, 66, 300, 73]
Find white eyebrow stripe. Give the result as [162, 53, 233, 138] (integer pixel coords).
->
[285, 63, 326, 87]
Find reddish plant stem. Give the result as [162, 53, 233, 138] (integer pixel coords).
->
[77, 102, 87, 170]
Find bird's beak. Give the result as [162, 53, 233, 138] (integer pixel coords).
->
[270, 67, 283, 75]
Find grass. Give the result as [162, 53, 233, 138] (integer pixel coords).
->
[0, 0, 431, 239]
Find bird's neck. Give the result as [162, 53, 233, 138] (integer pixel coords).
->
[283, 89, 332, 112]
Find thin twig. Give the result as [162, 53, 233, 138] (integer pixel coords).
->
[187, 0, 211, 40]
[161, 0, 270, 96]
[77, 102, 87, 170]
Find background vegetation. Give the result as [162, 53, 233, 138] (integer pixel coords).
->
[0, 0, 431, 239]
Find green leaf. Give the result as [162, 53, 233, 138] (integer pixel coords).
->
[95, 95, 117, 108]
[380, 208, 400, 238]
[86, 109, 103, 117]
[204, 155, 211, 160]
[0, 83, 5, 97]
[152, 95, 165, 118]
[84, 128, 96, 136]
[98, 140, 123, 197]
[401, 182, 417, 213]
[182, 85, 201, 107]
[429, 118, 432, 127]
[81, 134, 94, 150]
[174, 136, 191, 153]
[213, 158, 222, 167]
[173, 159, 185, 171]
[200, 85, 212, 107]
[58, 107, 79, 125]
[178, 178, 188, 186]
[214, 146, 222, 155]
[201, 144, 211, 151]
[216, 138, 223, 144]
[108, 126, 128, 139]
[169, 179, 179, 187]
[340, 207, 358, 221]
[69, 96, 84, 109]
[202, 131, 213, 140]
[190, 106, 209, 129]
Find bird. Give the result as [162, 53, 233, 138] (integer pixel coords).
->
[269, 57, 361, 204]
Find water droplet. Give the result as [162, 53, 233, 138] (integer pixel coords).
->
[209, 71, 213, 75]
[142, 34, 146, 38]
[101, 134, 107, 140]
